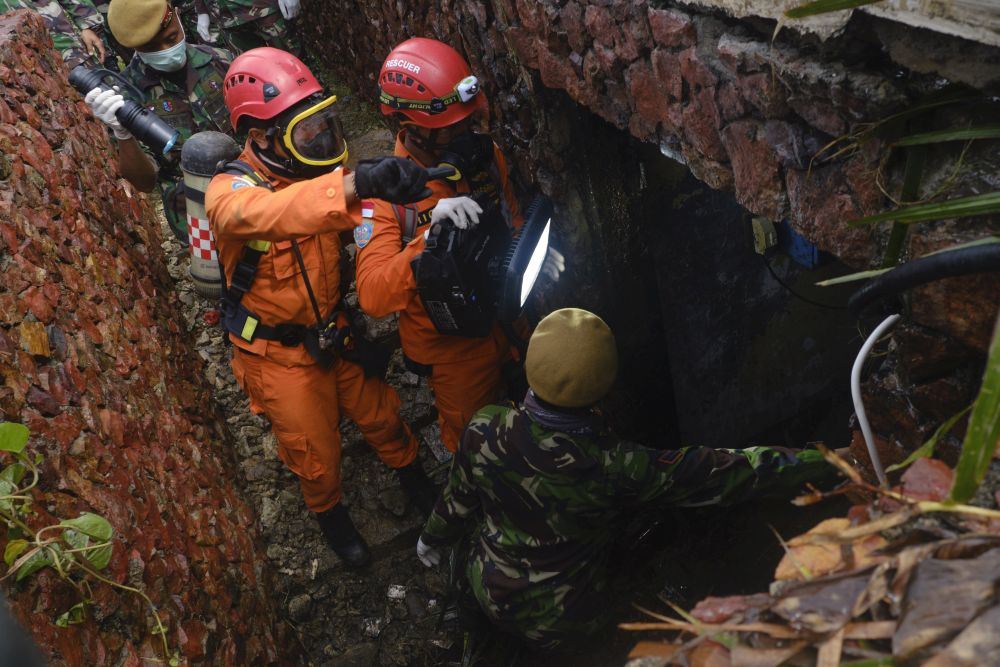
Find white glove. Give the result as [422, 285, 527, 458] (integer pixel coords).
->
[85, 87, 131, 140]
[196, 14, 213, 43]
[416, 536, 441, 568]
[277, 0, 300, 20]
[541, 247, 565, 282]
[430, 196, 483, 230]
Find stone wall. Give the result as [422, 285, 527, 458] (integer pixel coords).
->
[0, 11, 294, 665]
[304, 0, 1000, 457]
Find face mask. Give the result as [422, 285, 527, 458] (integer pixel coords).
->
[138, 32, 188, 72]
[436, 130, 492, 181]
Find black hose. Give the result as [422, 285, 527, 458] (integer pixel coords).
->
[849, 244, 1000, 316]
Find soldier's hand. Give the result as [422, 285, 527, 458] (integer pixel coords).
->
[196, 14, 213, 43]
[278, 0, 300, 19]
[80, 28, 106, 62]
[85, 87, 131, 140]
[354, 157, 431, 204]
[416, 536, 441, 567]
[431, 196, 482, 229]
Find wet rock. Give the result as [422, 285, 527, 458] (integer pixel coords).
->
[379, 486, 409, 517]
[288, 594, 313, 622]
[329, 642, 378, 667]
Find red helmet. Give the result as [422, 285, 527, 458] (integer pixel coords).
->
[223, 47, 322, 130]
[378, 37, 487, 129]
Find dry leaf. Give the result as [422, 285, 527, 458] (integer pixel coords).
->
[816, 627, 844, 667]
[730, 641, 808, 667]
[628, 641, 679, 659]
[775, 518, 888, 581]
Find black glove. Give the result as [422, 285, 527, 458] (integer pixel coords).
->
[354, 157, 431, 204]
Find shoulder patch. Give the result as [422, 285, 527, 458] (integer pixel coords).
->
[230, 176, 255, 190]
[354, 221, 374, 248]
[361, 200, 374, 218]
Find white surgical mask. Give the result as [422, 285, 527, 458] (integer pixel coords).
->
[138, 30, 188, 72]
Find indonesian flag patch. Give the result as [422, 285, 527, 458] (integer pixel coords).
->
[361, 201, 375, 218]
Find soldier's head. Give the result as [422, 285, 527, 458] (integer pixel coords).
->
[108, 0, 187, 72]
[378, 38, 490, 176]
[223, 47, 347, 179]
[525, 309, 619, 409]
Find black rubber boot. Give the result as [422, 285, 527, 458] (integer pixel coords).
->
[396, 460, 439, 516]
[315, 504, 371, 569]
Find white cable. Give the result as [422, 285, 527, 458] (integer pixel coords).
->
[851, 313, 900, 487]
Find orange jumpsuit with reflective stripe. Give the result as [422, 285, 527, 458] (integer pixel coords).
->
[355, 134, 523, 453]
[206, 146, 418, 512]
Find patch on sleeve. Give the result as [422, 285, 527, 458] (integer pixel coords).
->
[230, 176, 255, 190]
[361, 201, 375, 218]
[354, 221, 374, 249]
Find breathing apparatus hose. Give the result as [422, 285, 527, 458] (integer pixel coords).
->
[848, 244, 1000, 316]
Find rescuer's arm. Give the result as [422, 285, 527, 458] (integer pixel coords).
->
[85, 88, 158, 192]
[420, 426, 483, 547]
[117, 138, 158, 192]
[610, 443, 834, 508]
[355, 204, 424, 318]
[206, 169, 363, 241]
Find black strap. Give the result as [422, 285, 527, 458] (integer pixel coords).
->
[217, 160, 275, 322]
[392, 204, 420, 249]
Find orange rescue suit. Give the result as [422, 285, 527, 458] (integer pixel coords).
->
[206, 146, 418, 512]
[355, 134, 523, 453]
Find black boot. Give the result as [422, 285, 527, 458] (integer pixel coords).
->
[315, 504, 371, 569]
[396, 460, 439, 516]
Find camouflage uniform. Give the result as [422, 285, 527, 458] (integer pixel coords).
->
[1, 0, 103, 68]
[121, 43, 233, 240]
[213, 0, 298, 55]
[421, 393, 833, 650]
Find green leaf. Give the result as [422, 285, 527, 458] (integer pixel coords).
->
[3, 539, 28, 567]
[0, 463, 26, 486]
[816, 267, 890, 287]
[34, 453, 43, 466]
[924, 236, 1000, 256]
[951, 315, 1000, 502]
[84, 542, 112, 571]
[0, 423, 28, 454]
[60, 513, 113, 542]
[886, 406, 972, 473]
[62, 528, 89, 551]
[15, 548, 53, 582]
[893, 126, 1000, 147]
[785, 0, 884, 19]
[848, 192, 1000, 227]
[54, 602, 87, 627]
[169, 657, 180, 667]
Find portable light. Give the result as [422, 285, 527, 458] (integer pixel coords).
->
[414, 194, 554, 337]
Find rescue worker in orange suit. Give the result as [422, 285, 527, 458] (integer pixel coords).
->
[355, 38, 565, 454]
[205, 47, 439, 568]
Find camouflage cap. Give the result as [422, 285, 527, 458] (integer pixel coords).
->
[526, 308, 618, 408]
[108, 0, 168, 48]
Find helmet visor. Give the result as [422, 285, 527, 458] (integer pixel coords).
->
[283, 96, 348, 166]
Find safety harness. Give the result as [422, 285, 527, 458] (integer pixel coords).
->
[217, 160, 350, 368]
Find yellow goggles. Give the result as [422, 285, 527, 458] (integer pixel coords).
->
[281, 95, 349, 167]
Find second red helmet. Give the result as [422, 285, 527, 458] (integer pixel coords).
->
[378, 37, 487, 129]
[223, 47, 323, 130]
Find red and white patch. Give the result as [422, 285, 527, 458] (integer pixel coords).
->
[188, 216, 217, 261]
[361, 201, 375, 218]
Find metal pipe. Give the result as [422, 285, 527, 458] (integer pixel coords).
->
[851, 313, 901, 487]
